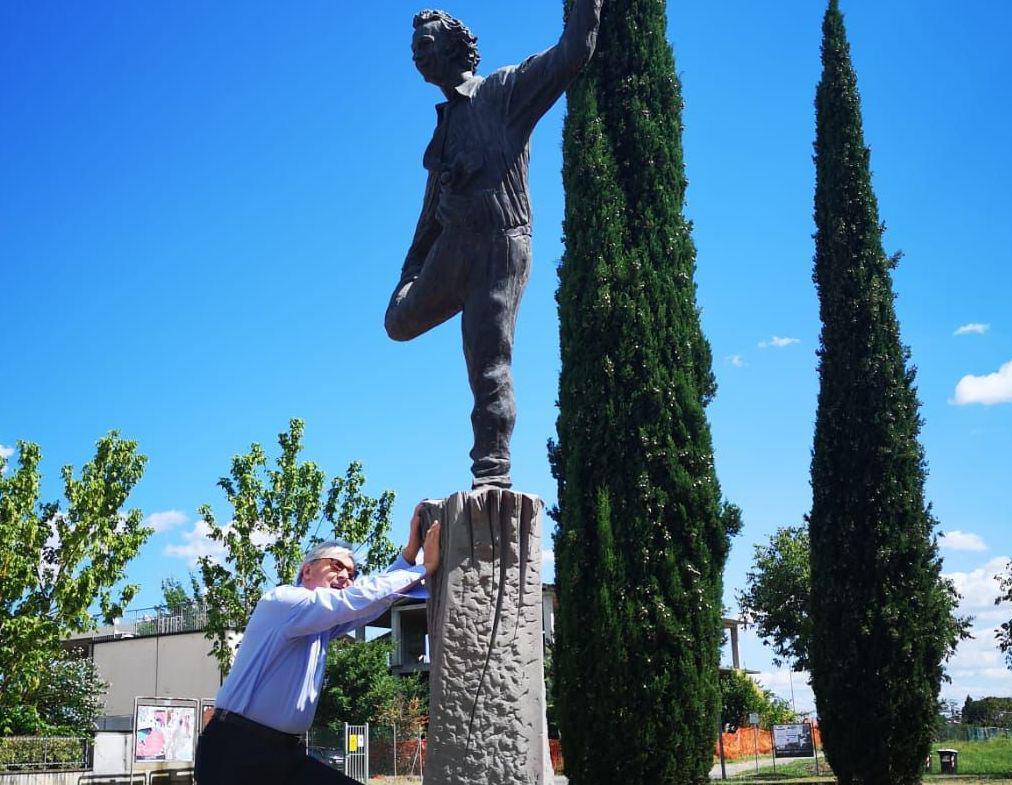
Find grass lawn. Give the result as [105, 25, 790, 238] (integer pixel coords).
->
[726, 738, 1012, 782]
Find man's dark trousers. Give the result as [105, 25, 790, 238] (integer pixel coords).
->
[195, 715, 358, 785]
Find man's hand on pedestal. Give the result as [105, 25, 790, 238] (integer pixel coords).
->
[423, 521, 442, 577]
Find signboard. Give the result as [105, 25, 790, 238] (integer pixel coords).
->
[748, 712, 760, 726]
[773, 723, 815, 758]
[132, 696, 199, 773]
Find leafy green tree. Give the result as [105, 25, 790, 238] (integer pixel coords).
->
[961, 696, 1012, 727]
[315, 638, 425, 731]
[157, 575, 202, 613]
[0, 433, 149, 734]
[737, 526, 812, 670]
[198, 419, 398, 677]
[996, 561, 1012, 669]
[808, 3, 962, 782]
[719, 670, 796, 731]
[740, 525, 968, 675]
[551, 0, 740, 781]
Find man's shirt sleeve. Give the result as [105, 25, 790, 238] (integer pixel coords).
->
[281, 564, 427, 638]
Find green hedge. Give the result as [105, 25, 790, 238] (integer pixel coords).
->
[0, 736, 88, 771]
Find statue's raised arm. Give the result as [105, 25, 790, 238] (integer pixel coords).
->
[384, 3, 603, 490]
[506, 0, 604, 134]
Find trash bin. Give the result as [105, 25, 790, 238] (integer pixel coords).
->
[937, 749, 959, 774]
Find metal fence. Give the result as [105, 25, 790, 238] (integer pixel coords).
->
[0, 737, 91, 772]
[936, 724, 1012, 742]
[307, 724, 426, 782]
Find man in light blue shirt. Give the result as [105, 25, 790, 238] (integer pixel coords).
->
[195, 509, 441, 784]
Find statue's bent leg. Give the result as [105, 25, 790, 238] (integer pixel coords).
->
[462, 227, 532, 488]
[385, 231, 468, 342]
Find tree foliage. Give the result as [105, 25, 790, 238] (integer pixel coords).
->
[808, 3, 961, 783]
[996, 561, 1012, 669]
[198, 419, 398, 677]
[552, 0, 739, 781]
[316, 638, 425, 733]
[719, 670, 796, 732]
[0, 434, 149, 734]
[738, 525, 968, 675]
[961, 696, 1012, 728]
[737, 526, 812, 670]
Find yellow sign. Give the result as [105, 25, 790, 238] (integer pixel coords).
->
[349, 735, 358, 753]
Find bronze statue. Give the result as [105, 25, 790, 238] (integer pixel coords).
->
[385, 2, 603, 489]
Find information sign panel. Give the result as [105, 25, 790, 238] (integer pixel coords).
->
[773, 723, 815, 758]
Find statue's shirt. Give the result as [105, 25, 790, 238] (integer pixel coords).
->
[403, 40, 591, 270]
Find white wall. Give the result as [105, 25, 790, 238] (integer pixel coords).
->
[92, 732, 130, 776]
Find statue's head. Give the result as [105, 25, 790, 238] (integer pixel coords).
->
[412, 10, 480, 85]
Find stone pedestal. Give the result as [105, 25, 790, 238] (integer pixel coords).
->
[419, 488, 548, 785]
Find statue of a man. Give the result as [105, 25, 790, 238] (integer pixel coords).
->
[385, 2, 603, 489]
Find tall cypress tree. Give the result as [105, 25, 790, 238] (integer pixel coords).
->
[551, 1, 738, 782]
[809, 4, 954, 784]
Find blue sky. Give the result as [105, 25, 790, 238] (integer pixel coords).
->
[2, 1, 1009, 713]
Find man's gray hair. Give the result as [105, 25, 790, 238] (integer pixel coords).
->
[414, 9, 480, 73]
[295, 540, 354, 586]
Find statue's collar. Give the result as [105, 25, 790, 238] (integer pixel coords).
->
[454, 74, 483, 99]
[438, 74, 483, 106]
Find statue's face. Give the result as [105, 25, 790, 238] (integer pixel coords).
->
[412, 20, 459, 86]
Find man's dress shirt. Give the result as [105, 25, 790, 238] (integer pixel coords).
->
[214, 555, 426, 734]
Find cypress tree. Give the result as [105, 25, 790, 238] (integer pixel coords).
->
[809, 3, 953, 783]
[552, 1, 738, 782]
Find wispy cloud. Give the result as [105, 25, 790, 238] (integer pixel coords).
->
[144, 510, 188, 534]
[939, 530, 988, 552]
[951, 360, 1012, 406]
[954, 322, 990, 336]
[727, 354, 745, 368]
[758, 336, 800, 349]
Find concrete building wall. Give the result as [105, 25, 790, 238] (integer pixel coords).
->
[93, 633, 221, 717]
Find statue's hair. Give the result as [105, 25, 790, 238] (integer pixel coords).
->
[413, 9, 480, 73]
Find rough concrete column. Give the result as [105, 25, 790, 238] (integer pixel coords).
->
[420, 488, 547, 785]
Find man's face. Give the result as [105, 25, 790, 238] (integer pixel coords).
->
[301, 555, 356, 590]
[412, 21, 457, 85]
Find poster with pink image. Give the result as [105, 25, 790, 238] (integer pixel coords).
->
[135, 705, 196, 762]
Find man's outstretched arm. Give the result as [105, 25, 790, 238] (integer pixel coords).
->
[506, 0, 604, 134]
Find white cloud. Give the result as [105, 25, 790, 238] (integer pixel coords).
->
[939, 530, 988, 552]
[951, 360, 1012, 405]
[727, 355, 745, 368]
[164, 519, 228, 567]
[753, 669, 817, 716]
[144, 510, 188, 534]
[944, 556, 1010, 615]
[163, 518, 277, 567]
[758, 336, 800, 349]
[954, 323, 990, 336]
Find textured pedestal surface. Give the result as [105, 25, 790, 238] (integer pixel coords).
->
[419, 489, 547, 785]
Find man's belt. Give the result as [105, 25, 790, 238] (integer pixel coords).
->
[212, 709, 302, 746]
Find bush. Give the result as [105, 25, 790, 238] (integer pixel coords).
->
[0, 736, 88, 771]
